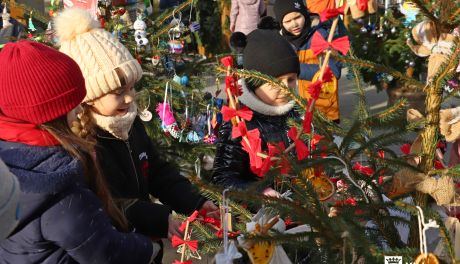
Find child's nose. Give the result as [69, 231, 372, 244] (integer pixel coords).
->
[124, 92, 134, 104]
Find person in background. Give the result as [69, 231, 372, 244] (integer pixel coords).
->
[230, 0, 266, 35]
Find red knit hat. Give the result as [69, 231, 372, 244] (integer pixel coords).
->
[0, 40, 86, 124]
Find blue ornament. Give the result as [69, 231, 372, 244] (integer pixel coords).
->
[180, 75, 189, 86]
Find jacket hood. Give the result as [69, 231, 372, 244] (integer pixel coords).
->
[0, 141, 82, 194]
[239, 79, 295, 116]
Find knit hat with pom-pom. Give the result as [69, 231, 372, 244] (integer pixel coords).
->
[54, 8, 142, 102]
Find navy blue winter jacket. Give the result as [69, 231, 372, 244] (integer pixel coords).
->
[0, 141, 154, 264]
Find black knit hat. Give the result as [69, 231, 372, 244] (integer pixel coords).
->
[274, 0, 309, 23]
[243, 29, 299, 82]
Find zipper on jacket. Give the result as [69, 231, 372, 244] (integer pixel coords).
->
[125, 140, 140, 193]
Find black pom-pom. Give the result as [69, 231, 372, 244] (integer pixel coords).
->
[230, 32, 247, 50]
[257, 16, 280, 30]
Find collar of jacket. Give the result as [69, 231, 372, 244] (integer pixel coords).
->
[238, 79, 295, 116]
[0, 141, 83, 194]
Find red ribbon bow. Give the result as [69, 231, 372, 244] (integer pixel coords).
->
[173, 260, 193, 264]
[171, 235, 199, 251]
[357, 0, 368, 11]
[352, 162, 374, 176]
[400, 143, 411, 155]
[257, 142, 286, 176]
[311, 31, 350, 56]
[288, 127, 309, 160]
[198, 209, 221, 228]
[319, 5, 346, 22]
[179, 211, 200, 232]
[232, 121, 248, 139]
[241, 128, 263, 174]
[225, 76, 242, 96]
[221, 106, 253, 122]
[220, 56, 234, 68]
[311, 134, 324, 151]
[303, 111, 313, 134]
[307, 67, 334, 100]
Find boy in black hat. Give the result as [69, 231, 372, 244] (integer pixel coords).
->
[212, 29, 299, 197]
[274, 0, 347, 123]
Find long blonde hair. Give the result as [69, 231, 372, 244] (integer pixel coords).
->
[39, 117, 129, 231]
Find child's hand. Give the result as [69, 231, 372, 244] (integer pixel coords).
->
[167, 214, 182, 239]
[262, 187, 281, 198]
[200, 201, 220, 218]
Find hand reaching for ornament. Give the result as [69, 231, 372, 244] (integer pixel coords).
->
[200, 201, 220, 218]
[262, 187, 281, 198]
[168, 214, 183, 240]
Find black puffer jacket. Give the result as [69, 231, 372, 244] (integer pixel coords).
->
[95, 117, 205, 239]
[211, 81, 296, 190]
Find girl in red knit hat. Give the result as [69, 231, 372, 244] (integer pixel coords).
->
[54, 8, 219, 261]
[0, 40, 159, 263]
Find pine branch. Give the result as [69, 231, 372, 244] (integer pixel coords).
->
[448, 7, 460, 25]
[332, 55, 425, 90]
[433, 41, 460, 93]
[149, 24, 175, 41]
[411, 0, 441, 28]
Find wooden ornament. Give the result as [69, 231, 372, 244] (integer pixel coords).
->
[414, 253, 439, 264]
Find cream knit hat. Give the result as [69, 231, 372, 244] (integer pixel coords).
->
[54, 8, 143, 102]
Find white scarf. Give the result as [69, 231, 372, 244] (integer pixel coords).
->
[91, 103, 138, 140]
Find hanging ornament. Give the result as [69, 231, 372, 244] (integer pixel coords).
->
[180, 75, 189, 86]
[173, 211, 201, 263]
[203, 105, 216, 144]
[133, 15, 149, 49]
[189, 21, 200, 33]
[2, 4, 11, 29]
[299, 168, 335, 201]
[139, 95, 153, 122]
[360, 26, 368, 33]
[151, 55, 160, 66]
[156, 83, 180, 139]
[28, 12, 36, 32]
[391, 27, 397, 34]
[400, 1, 419, 26]
[413, 206, 440, 264]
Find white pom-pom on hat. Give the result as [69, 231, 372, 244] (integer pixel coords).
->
[54, 8, 100, 43]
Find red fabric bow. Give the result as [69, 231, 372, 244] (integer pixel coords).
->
[322, 67, 334, 82]
[241, 128, 263, 174]
[257, 142, 286, 176]
[288, 127, 309, 160]
[220, 56, 234, 68]
[311, 31, 350, 56]
[171, 235, 199, 251]
[335, 197, 357, 207]
[377, 150, 385, 159]
[352, 162, 374, 176]
[173, 260, 193, 264]
[319, 5, 346, 22]
[221, 106, 253, 122]
[308, 81, 322, 100]
[198, 209, 221, 228]
[0, 114, 60, 146]
[232, 121, 248, 139]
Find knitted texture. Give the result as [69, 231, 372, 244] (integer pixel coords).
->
[55, 8, 143, 102]
[0, 40, 86, 124]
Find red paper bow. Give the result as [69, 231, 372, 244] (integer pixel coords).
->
[232, 121, 248, 139]
[400, 144, 411, 155]
[171, 235, 199, 251]
[377, 150, 385, 159]
[198, 209, 221, 228]
[434, 160, 444, 170]
[173, 260, 193, 264]
[288, 127, 309, 160]
[220, 56, 234, 68]
[303, 111, 313, 134]
[311, 134, 324, 151]
[241, 128, 263, 174]
[319, 5, 346, 22]
[322, 67, 334, 82]
[311, 31, 350, 56]
[308, 81, 322, 100]
[179, 211, 200, 232]
[335, 197, 357, 207]
[357, 0, 368, 11]
[257, 142, 287, 176]
[221, 106, 253, 122]
[225, 76, 242, 96]
[352, 162, 374, 176]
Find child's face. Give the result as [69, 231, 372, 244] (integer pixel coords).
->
[89, 84, 135, 116]
[255, 73, 297, 106]
[282, 12, 306, 36]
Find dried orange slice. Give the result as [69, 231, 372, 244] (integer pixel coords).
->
[414, 253, 439, 264]
[299, 168, 335, 201]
